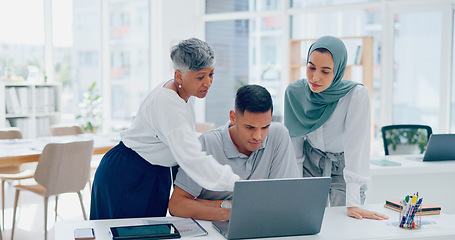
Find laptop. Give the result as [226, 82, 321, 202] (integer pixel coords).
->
[422, 134, 455, 161]
[212, 177, 331, 240]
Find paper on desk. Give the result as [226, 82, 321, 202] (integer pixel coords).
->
[366, 216, 450, 232]
[143, 217, 208, 237]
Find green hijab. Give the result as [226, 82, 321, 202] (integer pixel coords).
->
[284, 36, 361, 138]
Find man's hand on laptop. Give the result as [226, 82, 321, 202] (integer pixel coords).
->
[347, 207, 389, 220]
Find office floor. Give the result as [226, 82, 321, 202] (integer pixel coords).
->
[1, 178, 92, 240]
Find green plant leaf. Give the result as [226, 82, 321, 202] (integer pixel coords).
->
[90, 82, 96, 91]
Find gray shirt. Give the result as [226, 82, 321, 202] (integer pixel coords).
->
[175, 121, 301, 200]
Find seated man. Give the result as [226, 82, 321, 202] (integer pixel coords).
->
[168, 84, 300, 221]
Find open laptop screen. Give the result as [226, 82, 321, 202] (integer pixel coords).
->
[213, 177, 331, 239]
[423, 134, 455, 161]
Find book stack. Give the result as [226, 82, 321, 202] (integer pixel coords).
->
[5, 87, 22, 114]
[35, 87, 56, 113]
[385, 199, 441, 215]
[5, 86, 33, 114]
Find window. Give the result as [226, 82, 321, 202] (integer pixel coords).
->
[78, 52, 98, 67]
[291, 0, 380, 8]
[0, 0, 45, 82]
[109, 0, 150, 130]
[451, 10, 455, 132]
[52, 0, 73, 87]
[250, 16, 284, 119]
[205, 15, 284, 127]
[206, 0, 281, 14]
[206, 20, 249, 126]
[72, 0, 102, 128]
[392, 11, 441, 131]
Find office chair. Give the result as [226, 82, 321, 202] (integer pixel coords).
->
[11, 140, 94, 240]
[49, 124, 84, 136]
[0, 128, 35, 236]
[49, 124, 97, 191]
[381, 124, 432, 155]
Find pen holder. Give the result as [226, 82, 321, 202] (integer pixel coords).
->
[399, 202, 422, 230]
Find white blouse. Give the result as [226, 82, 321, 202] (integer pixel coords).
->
[121, 82, 240, 191]
[292, 85, 371, 207]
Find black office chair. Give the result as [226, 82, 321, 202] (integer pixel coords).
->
[381, 124, 432, 155]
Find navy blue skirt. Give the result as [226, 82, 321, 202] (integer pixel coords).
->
[90, 141, 172, 220]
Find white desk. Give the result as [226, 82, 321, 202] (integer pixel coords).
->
[55, 204, 455, 240]
[0, 134, 118, 166]
[368, 155, 455, 214]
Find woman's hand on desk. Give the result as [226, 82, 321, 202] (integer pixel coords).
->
[347, 207, 389, 220]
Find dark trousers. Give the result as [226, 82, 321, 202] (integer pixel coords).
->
[90, 141, 172, 220]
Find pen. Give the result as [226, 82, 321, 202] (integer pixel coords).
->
[409, 198, 423, 223]
[401, 198, 408, 224]
[399, 200, 405, 228]
[408, 196, 423, 229]
[400, 197, 410, 228]
[404, 195, 417, 228]
[399, 215, 406, 228]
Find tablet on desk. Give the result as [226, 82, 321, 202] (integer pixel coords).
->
[110, 223, 181, 239]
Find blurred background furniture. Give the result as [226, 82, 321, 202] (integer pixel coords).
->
[195, 122, 215, 133]
[49, 124, 99, 191]
[0, 128, 34, 233]
[0, 82, 62, 139]
[0, 128, 22, 140]
[11, 140, 94, 240]
[49, 124, 83, 136]
[381, 124, 433, 155]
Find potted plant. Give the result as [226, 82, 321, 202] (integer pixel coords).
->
[76, 82, 103, 133]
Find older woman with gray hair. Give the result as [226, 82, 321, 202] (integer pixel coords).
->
[90, 38, 240, 220]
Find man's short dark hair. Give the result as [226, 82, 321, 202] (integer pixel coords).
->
[235, 84, 273, 115]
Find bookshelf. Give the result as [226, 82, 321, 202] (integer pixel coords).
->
[0, 81, 62, 138]
[289, 36, 374, 101]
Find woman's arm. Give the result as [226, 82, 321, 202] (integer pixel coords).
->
[343, 86, 388, 220]
[343, 85, 371, 206]
[155, 95, 240, 192]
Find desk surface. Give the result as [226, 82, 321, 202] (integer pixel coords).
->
[368, 155, 455, 214]
[0, 134, 118, 166]
[55, 204, 455, 240]
[370, 154, 455, 176]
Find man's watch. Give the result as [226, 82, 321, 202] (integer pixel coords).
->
[221, 200, 232, 209]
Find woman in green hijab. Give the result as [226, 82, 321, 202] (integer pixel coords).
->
[284, 36, 388, 220]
